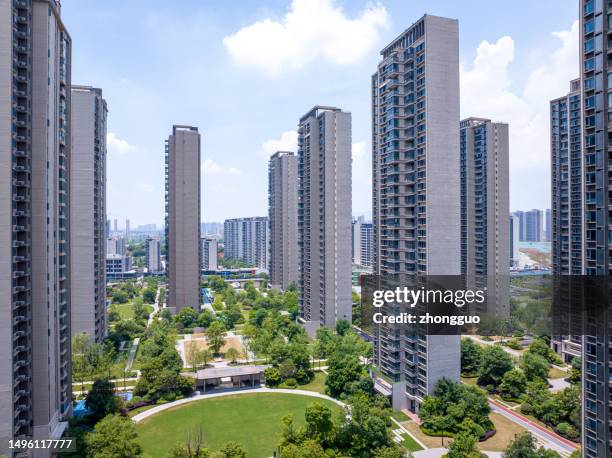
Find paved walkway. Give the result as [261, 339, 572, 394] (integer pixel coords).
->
[548, 377, 570, 392]
[488, 398, 578, 456]
[131, 388, 347, 423]
[462, 335, 521, 357]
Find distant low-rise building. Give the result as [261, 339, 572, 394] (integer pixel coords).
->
[106, 254, 133, 280]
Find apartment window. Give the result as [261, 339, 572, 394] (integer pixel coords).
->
[585, 37, 595, 52]
[585, 58, 595, 72]
[584, 19, 594, 34]
[585, 76, 596, 90]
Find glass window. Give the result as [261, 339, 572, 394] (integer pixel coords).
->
[585, 19, 594, 33]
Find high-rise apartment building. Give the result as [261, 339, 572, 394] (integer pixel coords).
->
[459, 117, 510, 311]
[544, 208, 552, 242]
[371, 15, 461, 412]
[165, 125, 201, 312]
[580, 2, 612, 455]
[297, 106, 352, 335]
[113, 218, 118, 232]
[268, 151, 298, 290]
[352, 220, 374, 268]
[145, 237, 162, 274]
[524, 209, 544, 242]
[551, 79, 582, 275]
[0, 0, 72, 447]
[125, 218, 130, 235]
[201, 237, 218, 271]
[509, 214, 520, 267]
[70, 85, 107, 343]
[223, 217, 268, 269]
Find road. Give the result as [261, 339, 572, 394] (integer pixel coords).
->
[488, 398, 578, 456]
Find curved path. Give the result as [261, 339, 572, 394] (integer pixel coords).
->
[132, 388, 346, 423]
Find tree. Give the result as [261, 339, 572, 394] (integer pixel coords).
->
[461, 338, 482, 376]
[477, 345, 513, 388]
[85, 414, 142, 458]
[186, 342, 202, 371]
[568, 357, 581, 384]
[142, 287, 157, 304]
[503, 432, 561, 458]
[446, 432, 483, 458]
[205, 321, 227, 356]
[520, 352, 549, 382]
[112, 289, 128, 304]
[304, 402, 335, 445]
[225, 347, 241, 364]
[86, 379, 120, 418]
[216, 442, 246, 458]
[325, 353, 364, 398]
[499, 369, 527, 400]
[199, 348, 213, 368]
[264, 367, 281, 387]
[335, 319, 351, 336]
[175, 307, 199, 328]
[528, 339, 557, 363]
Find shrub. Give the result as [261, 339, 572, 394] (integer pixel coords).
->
[264, 367, 281, 387]
[284, 378, 297, 388]
[556, 422, 579, 440]
[520, 403, 533, 415]
[505, 339, 522, 350]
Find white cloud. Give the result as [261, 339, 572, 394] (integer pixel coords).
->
[256, 130, 298, 160]
[203, 158, 222, 174]
[202, 158, 243, 176]
[223, 0, 389, 76]
[107, 132, 138, 155]
[460, 21, 579, 209]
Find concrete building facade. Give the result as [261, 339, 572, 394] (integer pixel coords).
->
[201, 237, 218, 271]
[223, 217, 268, 270]
[551, 79, 583, 275]
[509, 214, 520, 267]
[371, 15, 461, 412]
[298, 106, 352, 333]
[460, 117, 510, 312]
[165, 125, 201, 312]
[0, 0, 72, 448]
[352, 220, 374, 268]
[268, 151, 298, 290]
[70, 85, 107, 343]
[145, 237, 162, 274]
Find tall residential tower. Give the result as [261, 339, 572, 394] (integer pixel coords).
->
[371, 15, 461, 412]
[223, 217, 268, 269]
[297, 106, 352, 335]
[460, 118, 510, 314]
[268, 151, 298, 290]
[551, 79, 582, 275]
[70, 86, 107, 343]
[165, 125, 201, 312]
[0, 0, 72, 447]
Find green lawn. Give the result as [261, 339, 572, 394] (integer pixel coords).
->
[113, 302, 134, 320]
[296, 371, 327, 394]
[136, 393, 343, 457]
[400, 432, 423, 452]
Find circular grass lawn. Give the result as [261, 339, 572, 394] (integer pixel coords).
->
[136, 392, 344, 458]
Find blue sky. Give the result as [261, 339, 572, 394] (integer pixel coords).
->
[62, 0, 579, 227]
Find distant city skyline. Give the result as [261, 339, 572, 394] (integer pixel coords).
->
[62, 0, 579, 225]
